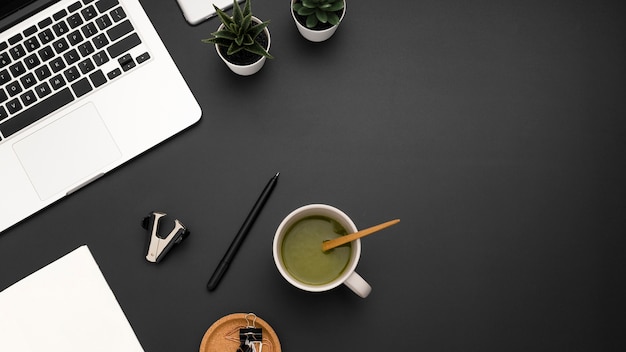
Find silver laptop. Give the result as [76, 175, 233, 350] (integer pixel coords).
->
[0, 0, 202, 233]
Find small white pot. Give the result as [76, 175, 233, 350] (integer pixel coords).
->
[215, 16, 271, 76]
[291, 0, 346, 42]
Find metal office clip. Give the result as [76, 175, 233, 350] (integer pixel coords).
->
[238, 313, 263, 352]
[142, 211, 190, 263]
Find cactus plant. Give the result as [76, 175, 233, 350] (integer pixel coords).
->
[292, 0, 345, 29]
[202, 0, 273, 60]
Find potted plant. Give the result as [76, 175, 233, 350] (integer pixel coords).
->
[202, 0, 273, 75]
[291, 0, 345, 42]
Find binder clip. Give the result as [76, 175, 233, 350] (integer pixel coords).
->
[141, 211, 190, 263]
[238, 313, 263, 352]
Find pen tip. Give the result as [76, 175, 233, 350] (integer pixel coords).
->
[275, 172, 280, 177]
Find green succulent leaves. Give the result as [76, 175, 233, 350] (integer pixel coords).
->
[293, 0, 344, 29]
[202, 0, 273, 59]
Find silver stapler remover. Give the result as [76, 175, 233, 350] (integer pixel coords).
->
[142, 212, 190, 263]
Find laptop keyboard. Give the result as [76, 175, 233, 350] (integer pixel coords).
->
[0, 0, 151, 142]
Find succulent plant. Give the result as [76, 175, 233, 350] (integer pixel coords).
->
[292, 0, 345, 29]
[202, 0, 273, 59]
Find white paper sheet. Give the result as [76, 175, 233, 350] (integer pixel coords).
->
[0, 246, 145, 352]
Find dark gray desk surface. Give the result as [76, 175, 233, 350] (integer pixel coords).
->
[1, 0, 625, 351]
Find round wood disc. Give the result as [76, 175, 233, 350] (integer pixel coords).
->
[199, 313, 281, 352]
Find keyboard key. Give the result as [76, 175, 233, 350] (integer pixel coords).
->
[38, 17, 53, 29]
[81, 5, 97, 21]
[92, 34, 108, 49]
[6, 98, 22, 114]
[23, 25, 38, 37]
[49, 74, 66, 90]
[53, 9, 68, 21]
[89, 69, 106, 87]
[38, 28, 54, 44]
[107, 33, 140, 58]
[96, 0, 119, 13]
[24, 37, 40, 52]
[6, 81, 22, 97]
[68, 1, 82, 12]
[34, 81, 52, 98]
[107, 20, 133, 42]
[0, 88, 7, 103]
[24, 53, 40, 69]
[118, 53, 134, 71]
[92, 50, 109, 66]
[71, 77, 92, 97]
[136, 52, 150, 64]
[81, 22, 98, 38]
[64, 66, 81, 82]
[121, 60, 135, 71]
[20, 73, 37, 89]
[110, 7, 126, 22]
[106, 67, 121, 79]
[0, 106, 7, 121]
[78, 41, 94, 56]
[0, 69, 10, 84]
[63, 49, 80, 65]
[67, 30, 83, 45]
[20, 90, 37, 106]
[0, 52, 11, 68]
[8, 34, 22, 46]
[95, 14, 112, 30]
[50, 57, 66, 72]
[0, 88, 74, 138]
[9, 61, 26, 78]
[52, 22, 69, 37]
[34, 65, 52, 80]
[0, 42, 7, 51]
[38, 45, 55, 62]
[67, 14, 84, 29]
[52, 37, 69, 54]
[78, 58, 95, 74]
[10, 44, 26, 60]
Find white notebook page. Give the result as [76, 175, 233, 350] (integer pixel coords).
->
[0, 246, 145, 352]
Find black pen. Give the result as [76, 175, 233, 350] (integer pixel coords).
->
[207, 172, 280, 291]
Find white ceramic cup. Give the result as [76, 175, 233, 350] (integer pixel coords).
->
[273, 204, 372, 298]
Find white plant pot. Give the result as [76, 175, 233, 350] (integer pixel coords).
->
[291, 0, 346, 42]
[215, 16, 271, 76]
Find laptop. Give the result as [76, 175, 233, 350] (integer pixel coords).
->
[0, 0, 202, 233]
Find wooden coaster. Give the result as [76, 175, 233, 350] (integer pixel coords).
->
[199, 313, 281, 352]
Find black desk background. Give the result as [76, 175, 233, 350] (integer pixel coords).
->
[1, 0, 625, 351]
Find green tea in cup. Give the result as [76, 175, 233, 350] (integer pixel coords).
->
[280, 215, 352, 285]
[273, 204, 372, 298]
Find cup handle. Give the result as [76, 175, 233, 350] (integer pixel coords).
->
[343, 271, 372, 298]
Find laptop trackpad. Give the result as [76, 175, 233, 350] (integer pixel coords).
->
[13, 103, 122, 200]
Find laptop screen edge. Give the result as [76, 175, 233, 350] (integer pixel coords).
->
[0, 0, 59, 32]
